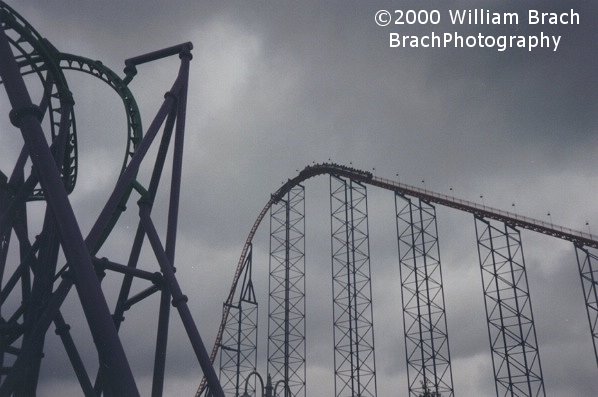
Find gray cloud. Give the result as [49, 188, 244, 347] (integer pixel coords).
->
[3, 0, 597, 395]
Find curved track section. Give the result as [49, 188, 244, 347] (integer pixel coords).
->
[1, 2, 143, 199]
[58, 53, 143, 173]
[2, 1, 143, 249]
[0, 1, 77, 199]
[197, 162, 598, 395]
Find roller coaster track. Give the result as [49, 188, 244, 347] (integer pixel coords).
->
[0, 1, 77, 200]
[1, 1, 143, 252]
[57, 53, 143, 173]
[1, 2, 142, 203]
[196, 162, 598, 395]
[0, 3, 223, 394]
[55, 54, 143, 251]
[2, 2, 595, 393]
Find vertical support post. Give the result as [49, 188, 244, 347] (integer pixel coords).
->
[329, 175, 377, 397]
[0, 171, 8, 380]
[474, 216, 545, 396]
[218, 245, 259, 397]
[151, 288, 171, 397]
[151, 46, 191, 397]
[139, 206, 224, 397]
[574, 244, 598, 368]
[395, 194, 454, 397]
[268, 185, 306, 397]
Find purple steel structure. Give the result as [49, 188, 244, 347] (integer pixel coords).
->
[0, 3, 595, 397]
[0, 2, 223, 396]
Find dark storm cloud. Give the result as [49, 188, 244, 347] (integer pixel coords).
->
[3, 0, 598, 395]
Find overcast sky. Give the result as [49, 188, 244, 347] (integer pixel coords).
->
[2, 0, 598, 395]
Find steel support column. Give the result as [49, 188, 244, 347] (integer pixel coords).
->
[0, 8, 225, 392]
[219, 245, 258, 397]
[330, 175, 377, 397]
[395, 194, 454, 397]
[575, 245, 598, 368]
[268, 184, 306, 397]
[0, 25, 140, 396]
[474, 216, 545, 397]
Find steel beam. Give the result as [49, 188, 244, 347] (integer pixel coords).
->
[575, 245, 598, 368]
[330, 175, 377, 397]
[474, 216, 545, 397]
[395, 194, 454, 397]
[0, 26, 140, 396]
[140, 205, 224, 397]
[268, 185, 306, 397]
[219, 245, 258, 397]
[1, 6, 223, 393]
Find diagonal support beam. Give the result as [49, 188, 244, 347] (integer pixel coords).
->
[139, 205, 224, 397]
[0, 26, 139, 396]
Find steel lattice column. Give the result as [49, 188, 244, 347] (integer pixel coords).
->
[219, 245, 258, 397]
[395, 194, 454, 397]
[474, 216, 545, 397]
[330, 175, 377, 397]
[575, 245, 598, 368]
[268, 185, 306, 397]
